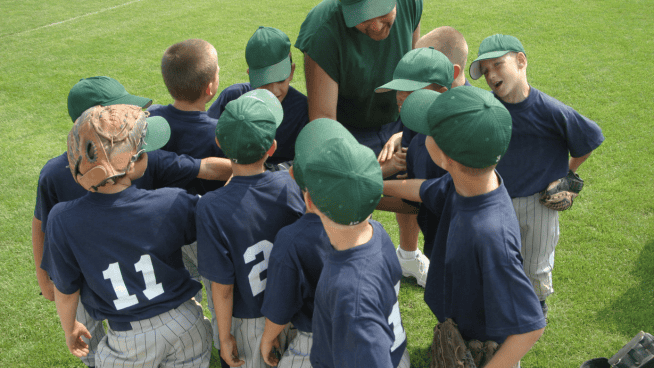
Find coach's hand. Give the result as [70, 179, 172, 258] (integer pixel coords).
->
[260, 334, 281, 366]
[65, 320, 91, 357]
[221, 334, 244, 367]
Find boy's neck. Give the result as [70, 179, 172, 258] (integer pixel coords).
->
[173, 98, 208, 112]
[322, 219, 374, 252]
[95, 176, 132, 194]
[501, 80, 531, 104]
[450, 170, 500, 198]
[230, 161, 266, 177]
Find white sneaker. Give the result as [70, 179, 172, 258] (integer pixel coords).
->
[396, 247, 429, 287]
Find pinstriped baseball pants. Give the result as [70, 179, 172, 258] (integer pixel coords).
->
[278, 329, 312, 368]
[512, 193, 560, 301]
[95, 298, 212, 368]
[232, 316, 291, 368]
[76, 298, 106, 367]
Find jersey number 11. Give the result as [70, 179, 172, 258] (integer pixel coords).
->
[103, 255, 165, 310]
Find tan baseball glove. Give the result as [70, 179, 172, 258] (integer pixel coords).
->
[430, 318, 476, 368]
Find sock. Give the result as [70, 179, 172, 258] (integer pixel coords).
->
[398, 248, 417, 260]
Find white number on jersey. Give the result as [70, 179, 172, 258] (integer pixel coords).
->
[103, 255, 164, 310]
[388, 282, 406, 352]
[243, 240, 273, 297]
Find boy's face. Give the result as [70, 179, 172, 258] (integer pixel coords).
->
[425, 135, 446, 170]
[396, 83, 447, 113]
[256, 63, 295, 103]
[354, 6, 397, 41]
[479, 52, 524, 102]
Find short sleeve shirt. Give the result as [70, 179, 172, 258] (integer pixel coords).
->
[196, 171, 305, 318]
[495, 87, 604, 197]
[295, 0, 422, 129]
[420, 173, 546, 343]
[260, 213, 331, 332]
[41, 186, 201, 322]
[311, 221, 407, 368]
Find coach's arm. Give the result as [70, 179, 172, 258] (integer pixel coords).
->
[304, 53, 338, 122]
[197, 157, 232, 181]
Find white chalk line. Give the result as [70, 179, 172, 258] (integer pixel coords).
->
[1, 0, 142, 39]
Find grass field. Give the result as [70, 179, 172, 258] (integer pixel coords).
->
[1, 0, 653, 367]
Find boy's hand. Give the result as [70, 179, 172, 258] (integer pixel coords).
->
[260, 334, 281, 366]
[378, 132, 403, 163]
[220, 334, 244, 367]
[380, 147, 407, 178]
[65, 320, 91, 357]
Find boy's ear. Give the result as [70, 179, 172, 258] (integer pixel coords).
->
[215, 137, 221, 149]
[452, 64, 461, 81]
[303, 190, 314, 210]
[266, 140, 278, 157]
[246, 68, 249, 75]
[516, 52, 527, 69]
[289, 63, 296, 81]
[288, 165, 295, 180]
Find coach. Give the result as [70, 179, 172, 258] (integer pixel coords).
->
[295, 0, 422, 156]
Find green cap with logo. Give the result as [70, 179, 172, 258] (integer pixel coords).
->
[340, 0, 396, 28]
[67, 76, 153, 122]
[469, 34, 526, 80]
[376, 47, 454, 93]
[246, 26, 292, 89]
[400, 86, 512, 168]
[216, 89, 283, 164]
[294, 118, 383, 225]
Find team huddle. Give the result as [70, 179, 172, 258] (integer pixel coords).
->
[32, 0, 605, 367]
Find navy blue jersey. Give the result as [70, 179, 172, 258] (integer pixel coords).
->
[311, 220, 407, 368]
[207, 83, 309, 165]
[196, 171, 305, 319]
[41, 186, 201, 323]
[147, 104, 226, 195]
[420, 173, 546, 343]
[404, 133, 447, 259]
[495, 87, 604, 197]
[34, 151, 201, 232]
[261, 213, 330, 333]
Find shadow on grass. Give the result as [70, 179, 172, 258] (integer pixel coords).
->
[595, 238, 654, 336]
[409, 345, 432, 368]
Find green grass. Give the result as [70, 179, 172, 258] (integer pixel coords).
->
[1, 0, 653, 367]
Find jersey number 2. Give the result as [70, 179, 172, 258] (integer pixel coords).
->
[243, 240, 273, 297]
[103, 255, 164, 310]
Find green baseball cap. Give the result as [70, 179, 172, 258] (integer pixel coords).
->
[294, 118, 383, 225]
[469, 34, 526, 80]
[341, 0, 396, 28]
[246, 26, 292, 89]
[67, 76, 152, 122]
[376, 47, 454, 93]
[216, 89, 283, 164]
[400, 86, 512, 169]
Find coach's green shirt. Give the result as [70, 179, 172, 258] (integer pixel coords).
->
[295, 0, 422, 129]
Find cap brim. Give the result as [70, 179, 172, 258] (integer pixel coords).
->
[241, 89, 284, 127]
[342, 0, 396, 28]
[375, 79, 431, 93]
[469, 50, 512, 80]
[109, 94, 153, 109]
[249, 55, 291, 90]
[143, 116, 171, 152]
[399, 89, 441, 136]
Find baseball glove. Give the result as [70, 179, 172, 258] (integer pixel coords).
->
[430, 319, 476, 368]
[467, 340, 499, 368]
[539, 170, 584, 211]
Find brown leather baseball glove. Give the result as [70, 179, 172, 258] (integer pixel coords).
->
[539, 170, 584, 211]
[430, 319, 476, 368]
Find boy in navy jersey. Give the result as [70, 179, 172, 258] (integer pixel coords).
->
[384, 86, 546, 367]
[41, 104, 212, 367]
[197, 89, 305, 368]
[148, 38, 231, 195]
[469, 34, 605, 316]
[293, 118, 410, 368]
[32, 76, 231, 367]
[208, 26, 308, 169]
